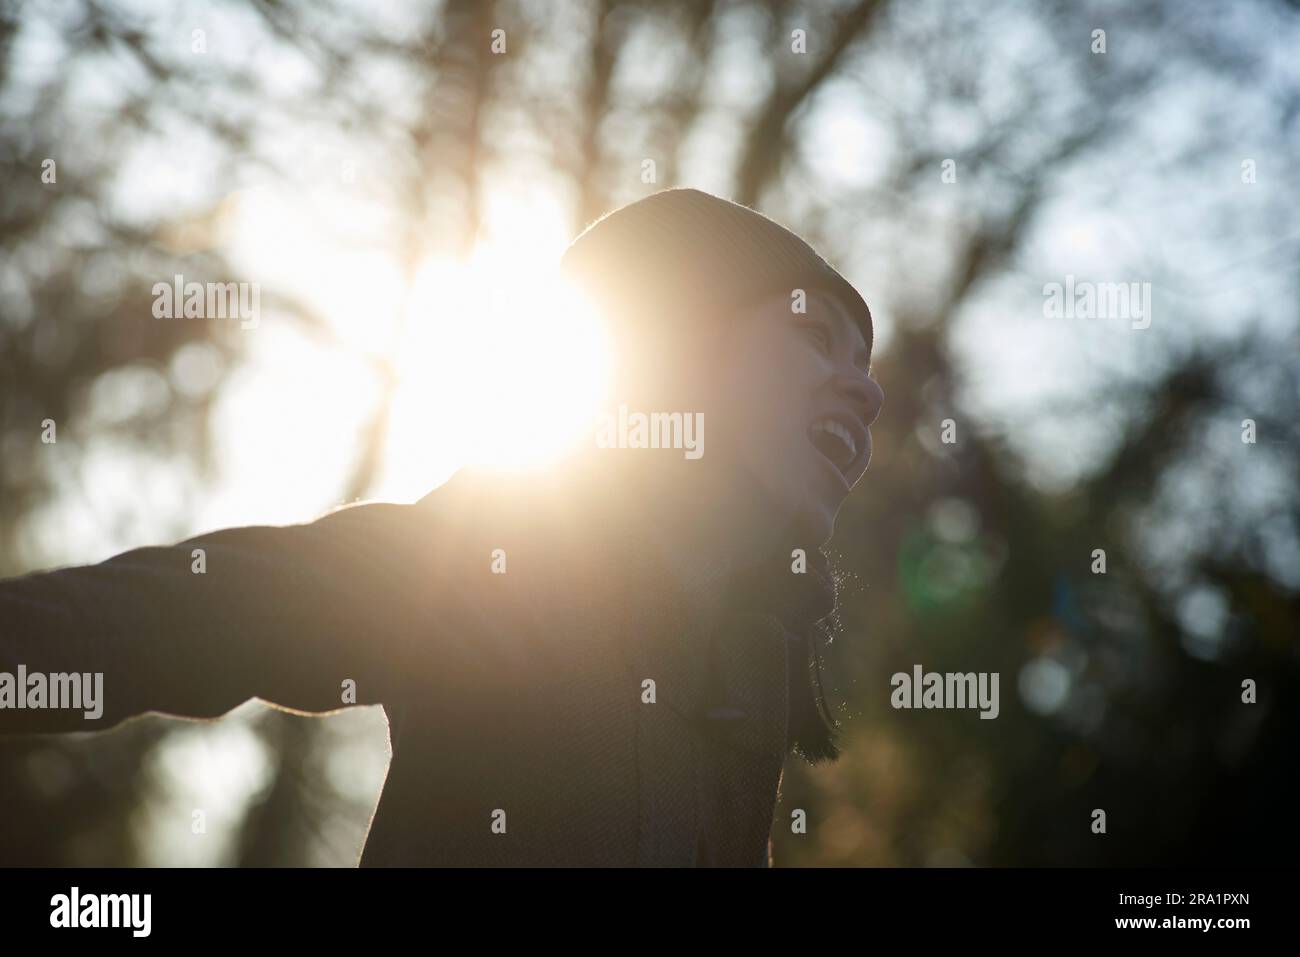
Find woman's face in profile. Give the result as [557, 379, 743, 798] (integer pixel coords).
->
[706, 290, 883, 546]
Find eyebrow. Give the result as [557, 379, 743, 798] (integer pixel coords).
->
[811, 290, 872, 372]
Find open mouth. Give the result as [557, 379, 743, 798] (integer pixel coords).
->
[808, 416, 859, 481]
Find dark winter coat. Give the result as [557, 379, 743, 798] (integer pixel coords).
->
[0, 461, 830, 866]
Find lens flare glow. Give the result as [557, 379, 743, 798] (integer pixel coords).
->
[380, 241, 613, 493]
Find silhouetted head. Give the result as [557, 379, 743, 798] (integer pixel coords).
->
[560, 187, 884, 762]
[561, 187, 883, 549]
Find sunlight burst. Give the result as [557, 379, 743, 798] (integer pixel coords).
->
[380, 239, 613, 494]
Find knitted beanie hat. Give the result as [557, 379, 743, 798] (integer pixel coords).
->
[559, 187, 873, 360]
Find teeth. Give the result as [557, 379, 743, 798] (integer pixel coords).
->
[811, 418, 856, 460]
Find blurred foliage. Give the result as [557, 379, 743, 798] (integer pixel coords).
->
[1, 0, 1298, 865]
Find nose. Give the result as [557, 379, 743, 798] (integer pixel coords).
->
[833, 366, 884, 428]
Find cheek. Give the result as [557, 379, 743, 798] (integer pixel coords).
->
[714, 334, 819, 474]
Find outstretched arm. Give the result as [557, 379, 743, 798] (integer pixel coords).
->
[0, 502, 428, 734]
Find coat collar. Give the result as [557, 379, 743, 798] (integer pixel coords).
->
[417, 460, 797, 761]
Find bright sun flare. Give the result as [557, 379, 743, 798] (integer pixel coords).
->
[385, 239, 614, 480]
[226, 185, 612, 506]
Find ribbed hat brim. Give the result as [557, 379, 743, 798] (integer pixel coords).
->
[560, 187, 873, 358]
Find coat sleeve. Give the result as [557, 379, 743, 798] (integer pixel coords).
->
[0, 503, 428, 734]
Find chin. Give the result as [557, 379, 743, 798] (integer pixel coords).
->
[813, 514, 836, 547]
[796, 498, 837, 548]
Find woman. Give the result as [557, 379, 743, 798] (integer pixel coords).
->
[0, 187, 883, 866]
